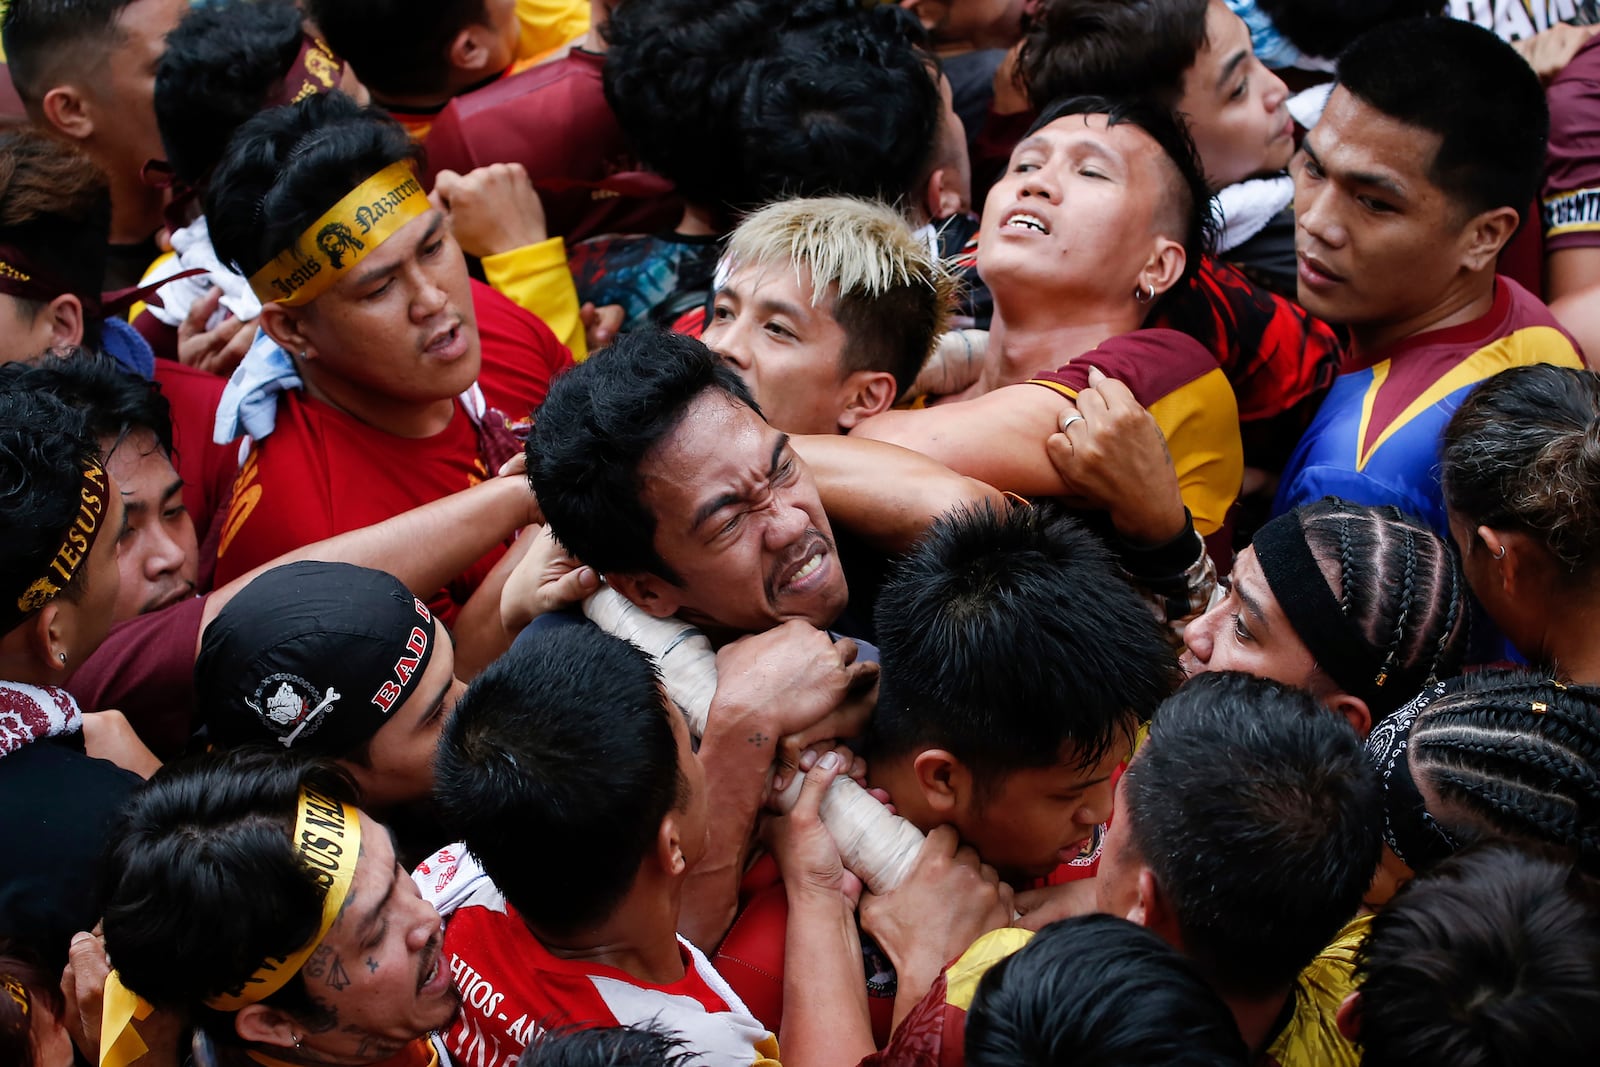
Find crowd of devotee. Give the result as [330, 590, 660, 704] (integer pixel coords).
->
[5, 0, 1600, 1064]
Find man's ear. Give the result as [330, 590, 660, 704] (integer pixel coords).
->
[922, 167, 962, 223]
[835, 371, 898, 430]
[234, 1003, 305, 1050]
[259, 304, 313, 361]
[910, 748, 967, 816]
[41, 86, 93, 141]
[28, 604, 69, 674]
[1326, 693, 1374, 740]
[1139, 238, 1186, 302]
[656, 809, 688, 877]
[1459, 206, 1521, 272]
[43, 295, 87, 349]
[1336, 991, 1363, 1043]
[449, 25, 501, 76]
[1131, 867, 1178, 941]
[607, 571, 683, 620]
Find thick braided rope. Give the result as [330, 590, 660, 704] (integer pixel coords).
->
[582, 587, 926, 894]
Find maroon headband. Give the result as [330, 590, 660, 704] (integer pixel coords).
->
[0, 242, 202, 318]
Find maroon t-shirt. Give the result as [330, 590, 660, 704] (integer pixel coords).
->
[67, 595, 207, 759]
[1543, 32, 1600, 253]
[423, 48, 680, 243]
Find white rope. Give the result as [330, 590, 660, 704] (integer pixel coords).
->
[582, 587, 926, 894]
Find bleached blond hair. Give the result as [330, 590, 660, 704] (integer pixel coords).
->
[721, 196, 957, 396]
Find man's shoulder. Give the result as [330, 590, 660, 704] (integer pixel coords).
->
[1029, 328, 1221, 405]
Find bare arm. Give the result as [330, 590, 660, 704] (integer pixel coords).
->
[1548, 248, 1600, 304]
[793, 433, 1007, 553]
[197, 472, 539, 648]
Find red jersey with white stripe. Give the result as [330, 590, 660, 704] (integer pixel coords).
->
[414, 847, 779, 1067]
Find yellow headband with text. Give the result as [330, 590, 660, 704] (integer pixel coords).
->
[2, 459, 107, 634]
[100, 787, 363, 1067]
[248, 162, 428, 307]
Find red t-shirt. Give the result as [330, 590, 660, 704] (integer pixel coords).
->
[413, 848, 779, 1067]
[212, 282, 571, 624]
[1543, 32, 1600, 254]
[66, 595, 208, 759]
[423, 48, 680, 243]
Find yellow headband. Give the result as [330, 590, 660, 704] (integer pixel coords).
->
[247, 162, 428, 307]
[99, 787, 363, 1067]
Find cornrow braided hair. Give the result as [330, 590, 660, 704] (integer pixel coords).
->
[1296, 499, 1471, 715]
[1410, 669, 1600, 875]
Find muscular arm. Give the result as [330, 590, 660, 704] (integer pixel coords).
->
[794, 434, 1008, 552]
[198, 474, 538, 648]
[849, 384, 1077, 498]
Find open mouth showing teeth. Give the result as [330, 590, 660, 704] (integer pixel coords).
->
[789, 552, 824, 586]
[419, 957, 440, 993]
[1005, 212, 1049, 234]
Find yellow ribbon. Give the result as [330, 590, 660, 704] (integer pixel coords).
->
[247, 161, 429, 307]
[99, 786, 362, 1067]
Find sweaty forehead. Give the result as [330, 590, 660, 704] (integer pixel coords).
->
[1310, 86, 1441, 189]
[639, 392, 776, 525]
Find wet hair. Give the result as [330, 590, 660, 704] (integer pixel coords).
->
[0, 386, 102, 622]
[521, 1024, 697, 1067]
[1267, 498, 1470, 718]
[603, 0, 941, 215]
[0, 945, 63, 1067]
[869, 503, 1179, 794]
[1335, 17, 1547, 218]
[98, 750, 359, 1042]
[528, 329, 759, 581]
[966, 915, 1248, 1067]
[1022, 94, 1215, 316]
[1354, 841, 1600, 1067]
[0, 0, 137, 111]
[434, 626, 688, 937]
[1254, 0, 1444, 61]
[305, 0, 492, 99]
[720, 196, 956, 399]
[1019, 0, 1209, 113]
[0, 128, 113, 348]
[205, 91, 421, 279]
[1408, 669, 1600, 875]
[155, 0, 307, 188]
[0, 351, 174, 458]
[1442, 365, 1600, 579]
[1122, 671, 1382, 997]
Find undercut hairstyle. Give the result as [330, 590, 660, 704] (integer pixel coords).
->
[1407, 669, 1600, 875]
[1254, 0, 1444, 62]
[0, 128, 113, 348]
[0, 387, 102, 618]
[305, 0, 492, 99]
[1335, 17, 1547, 218]
[1122, 671, 1382, 997]
[205, 91, 421, 279]
[1024, 95, 1215, 313]
[0, 0, 136, 110]
[721, 196, 956, 399]
[528, 329, 760, 581]
[869, 504, 1180, 793]
[434, 626, 689, 937]
[1354, 842, 1600, 1067]
[0, 351, 174, 458]
[966, 915, 1248, 1067]
[1442, 365, 1600, 579]
[1290, 498, 1470, 717]
[155, 0, 307, 188]
[522, 1024, 696, 1067]
[1019, 0, 1208, 113]
[603, 0, 941, 214]
[98, 750, 358, 1041]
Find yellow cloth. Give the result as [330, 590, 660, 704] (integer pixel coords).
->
[481, 236, 586, 359]
[1264, 913, 1371, 1067]
[514, 0, 591, 66]
[943, 927, 1036, 1011]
